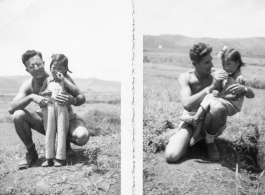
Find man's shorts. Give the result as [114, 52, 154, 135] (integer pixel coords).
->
[176, 110, 227, 146]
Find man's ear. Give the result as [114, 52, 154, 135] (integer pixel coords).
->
[192, 61, 197, 66]
[25, 68, 29, 73]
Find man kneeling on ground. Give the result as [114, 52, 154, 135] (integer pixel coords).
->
[8, 50, 90, 169]
[165, 43, 254, 162]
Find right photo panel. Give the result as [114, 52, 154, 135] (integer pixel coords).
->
[143, 0, 265, 194]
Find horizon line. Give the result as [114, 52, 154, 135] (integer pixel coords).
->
[0, 74, 121, 83]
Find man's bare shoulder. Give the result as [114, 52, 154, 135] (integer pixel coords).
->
[179, 69, 195, 81]
[19, 78, 33, 94]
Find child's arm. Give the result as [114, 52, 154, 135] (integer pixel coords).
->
[64, 78, 79, 94]
[211, 80, 224, 97]
[55, 73, 85, 106]
[56, 72, 79, 95]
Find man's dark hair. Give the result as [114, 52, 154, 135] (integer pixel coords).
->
[189, 43, 212, 63]
[22, 50, 43, 67]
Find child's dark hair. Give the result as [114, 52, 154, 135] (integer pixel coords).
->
[50, 54, 72, 74]
[221, 48, 245, 70]
[22, 50, 43, 67]
[190, 43, 212, 63]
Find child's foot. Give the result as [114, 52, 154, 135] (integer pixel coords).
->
[180, 115, 200, 126]
[54, 159, 66, 167]
[41, 159, 54, 167]
[206, 142, 220, 161]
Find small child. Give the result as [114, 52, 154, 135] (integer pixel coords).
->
[180, 46, 247, 126]
[39, 54, 78, 167]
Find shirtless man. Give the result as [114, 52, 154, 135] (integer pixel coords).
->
[165, 43, 254, 162]
[8, 50, 90, 169]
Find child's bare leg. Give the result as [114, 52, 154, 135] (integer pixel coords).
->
[192, 106, 206, 121]
[180, 106, 206, 126]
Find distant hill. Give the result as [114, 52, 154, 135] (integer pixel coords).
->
[0, 75, 120, 93]
[144, 34, 265, 55]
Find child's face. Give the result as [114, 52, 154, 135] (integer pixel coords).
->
[50, 62, 67, 76]
[222, 58, 239, 75]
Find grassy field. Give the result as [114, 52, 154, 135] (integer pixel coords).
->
[0, 92, 120, 195]
[143, 51, 265, 194]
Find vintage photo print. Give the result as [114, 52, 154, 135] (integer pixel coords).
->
[143, 0, 265, 194]
[0, 0, 135, 194]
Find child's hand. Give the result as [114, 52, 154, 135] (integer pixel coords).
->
[212, 90, 220, 97]
[56, 72, 65, 82]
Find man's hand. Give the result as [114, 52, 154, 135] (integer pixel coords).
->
[212, 90, 220, 97]
[55, 92, 74, 106]
[214, 70, 228, 81]
[213, 70, 228, 88]
[32, 94, 53, 108]
[226, 84, 245, 95]
[208, 70, 228, 92]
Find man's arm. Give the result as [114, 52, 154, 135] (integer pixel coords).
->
[8, 79, 52, 114]
[226, 85, 255, 99]
[179, 73, 209, 111]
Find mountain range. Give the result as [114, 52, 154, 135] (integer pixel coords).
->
[144, 34, 265, 55]
[0, 75, 120, 93]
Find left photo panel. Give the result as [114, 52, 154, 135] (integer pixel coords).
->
[0, 0, 131, 194]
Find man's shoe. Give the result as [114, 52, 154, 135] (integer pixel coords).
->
[18, 145, 38, 169]
[41, 159, 54, 167]
[206, 142, 220, 161]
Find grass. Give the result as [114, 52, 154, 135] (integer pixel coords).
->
[143, 51, 265, 194]
[0, 93, 120, 194]
[144, 51, 265, 89]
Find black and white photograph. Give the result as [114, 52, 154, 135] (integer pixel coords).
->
[0, 0, 133, 194]
[143, 0, 265, 194]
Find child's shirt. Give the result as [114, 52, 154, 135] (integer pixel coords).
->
[221, 70, 245, 111]
[43, 76, 66, 102]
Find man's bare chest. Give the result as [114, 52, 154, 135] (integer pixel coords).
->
[189, 76, 213, 95]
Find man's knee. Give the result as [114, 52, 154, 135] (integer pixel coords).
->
[70, 126, 90, 146]
[76, 129, 90, 146]
[12, 110, 26, 123]
[165, 149, 182, 162]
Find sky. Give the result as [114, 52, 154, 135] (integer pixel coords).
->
[144, 0, 265, 39]
[0, 0, 132, 81]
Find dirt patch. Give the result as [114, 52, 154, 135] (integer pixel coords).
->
[144, 140, 265, 195]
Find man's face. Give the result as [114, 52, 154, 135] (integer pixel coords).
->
[25, 55, 45, 79]
[195, 54, 213, 75]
